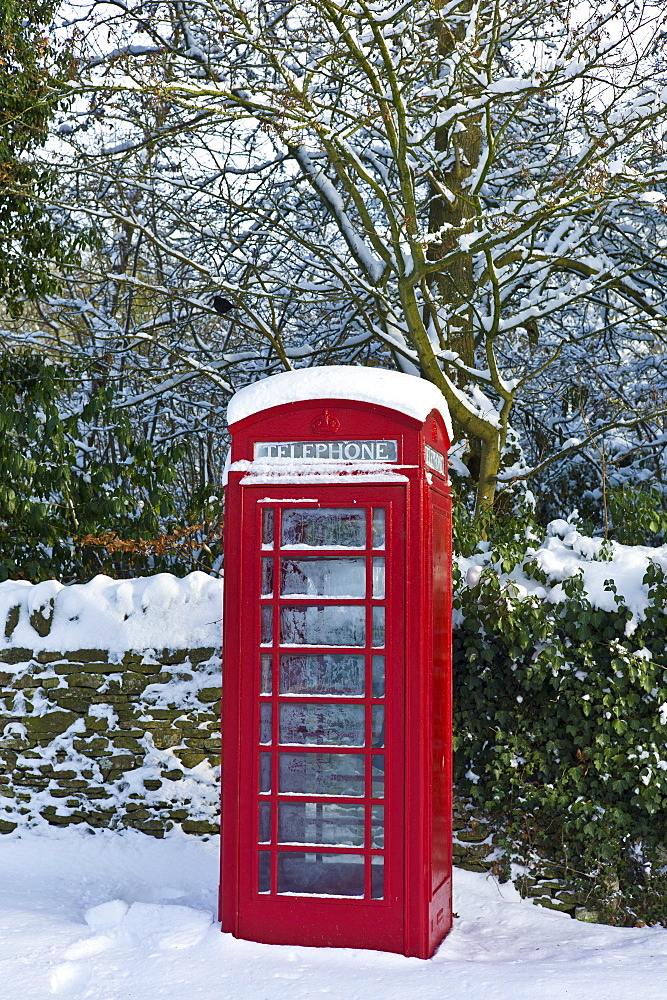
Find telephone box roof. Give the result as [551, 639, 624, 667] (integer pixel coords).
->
[227, 365, 452, 440]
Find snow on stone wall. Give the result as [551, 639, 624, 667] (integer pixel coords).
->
[0, 572, 223, 653]
[0, 574, 223, 837]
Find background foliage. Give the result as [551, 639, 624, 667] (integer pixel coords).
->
[454, 509, 667, 922]
[0, 350, 223, 581]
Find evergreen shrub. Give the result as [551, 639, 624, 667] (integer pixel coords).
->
[454, 512, 667, 922]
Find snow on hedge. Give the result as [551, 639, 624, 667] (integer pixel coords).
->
[0, 573, 223, 653]
[460, 518, 667, 627]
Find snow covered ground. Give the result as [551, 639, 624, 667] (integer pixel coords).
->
[2, 827, 666, 1000]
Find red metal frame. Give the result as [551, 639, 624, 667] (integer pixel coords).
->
[221, 397, 452, 958]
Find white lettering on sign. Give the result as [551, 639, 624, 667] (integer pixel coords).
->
[254, 440, 398, 462]
[425, 444, 445, 475]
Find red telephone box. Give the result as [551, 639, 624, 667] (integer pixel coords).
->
[220, 366, 453, 958]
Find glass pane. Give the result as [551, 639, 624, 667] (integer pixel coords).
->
[372, 655, 385, 698]
[279, 752, 365, 796]
[261, 557, 273, 596]
[259, 752, 271, 793]
[280, 654, 365, 696]
[279, 704, 365, 746]
[259, 802, 271, 843]
[372, 607, 385, 647]
[281, 509, 365, 548]
[277, 853, 364, 896]
[372, 509, 385, 549]
[371, 805, 384, 848]
[262, 509, 274, 548]
[258, 851, 271, 893]
[372, 706, 384, 748]
[260, 654, 272, 694]
[278, 802, 365, 847]
[372, 755, 384, 798]
[260, 703, 272, 744]
[261, 606, 272, 644]
[280, 605, 365, 646]
[280, 557, 365, 597]
[372, 557, 385, 599]
[371, 857, 384, 899]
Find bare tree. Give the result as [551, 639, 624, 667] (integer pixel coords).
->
[19, 0, 667, 512]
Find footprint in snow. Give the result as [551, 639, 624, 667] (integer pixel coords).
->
[49, 898, 213, 994]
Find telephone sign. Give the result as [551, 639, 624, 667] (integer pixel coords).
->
[254, 439, 398, 461]
[220, 366, 453, 958]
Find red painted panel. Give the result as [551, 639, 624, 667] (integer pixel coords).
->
[227, 484, 406, 954]
[431, 503, 451, 895]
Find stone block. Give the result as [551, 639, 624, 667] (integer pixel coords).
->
[159, 650, 189, 665]
[64, 650, 109, 663]
[553, 891, 579, 905]
[85, 812, 115, 828]
[111, 708, 137, 725]
[121, 652, 145, 666]
[4, 606, 20, 639]
[72, 738, 110, 753]
[75, 662, 116, 674]
[532, 880, 562, 892]
[574, 907, 600, 923]
[13, 675, 41, 690]
[87, 788, 112, 799]
[535, 897, 573, 913]
[86, 717, 110, 733]
[25, 710, 78, 733]
[0, 648, 33, 664]
[122, 659, 160, 676]
[161, 769, 184, 781]
[143, 779, 162, 791]
[457, 827, 490, 843]
[113, 736, 145, 752]
[122, 673, 149, 694]
[181, 819, 218, 835]
[190, 648, 217, 664]
[0, 819, 17, 833]
[42, 677, 60, 689]
[68, 673, 104, 690]
[50, 692, 89, 714]
[0, 738, 33, 750]
[36, 652, 62, 664]
[29, 599, 54, 637]
[123, 807, 150, 819]
[13, 775, 48, 789]
[174, 750, 208, 768]
[198, 687, 221, 704]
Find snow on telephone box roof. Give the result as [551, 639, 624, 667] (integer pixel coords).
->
[227, 365, 453, 440]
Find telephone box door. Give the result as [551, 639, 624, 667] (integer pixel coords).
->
[233, 484, 406, 952]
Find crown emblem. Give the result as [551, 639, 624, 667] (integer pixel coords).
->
[310, 409, 340, 435]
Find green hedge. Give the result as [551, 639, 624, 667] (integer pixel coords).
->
[453, 523, 667, 920]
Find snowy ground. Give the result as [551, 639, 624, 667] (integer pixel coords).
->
[2, 828, 666, 1000]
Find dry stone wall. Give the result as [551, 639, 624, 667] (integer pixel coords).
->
[0, 573, 224, 837]
[0, 644, 221, 837]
